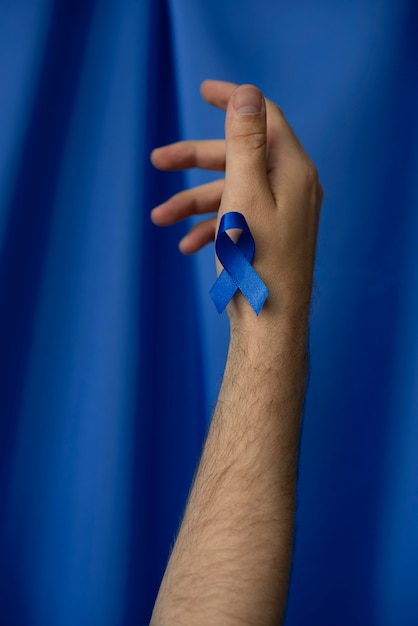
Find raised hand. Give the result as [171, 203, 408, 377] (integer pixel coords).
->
[151, 80, 322, 327]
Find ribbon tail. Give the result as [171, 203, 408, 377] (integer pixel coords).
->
[210, 269, 238, 313]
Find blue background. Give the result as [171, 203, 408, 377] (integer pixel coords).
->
[0, 1, 417, 624]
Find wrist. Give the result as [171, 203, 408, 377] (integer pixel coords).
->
[229, 305, 310, 357]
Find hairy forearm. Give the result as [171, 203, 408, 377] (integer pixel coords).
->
[150, 319, 308, 626]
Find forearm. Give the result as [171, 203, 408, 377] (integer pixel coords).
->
[150, 318, 308, 626]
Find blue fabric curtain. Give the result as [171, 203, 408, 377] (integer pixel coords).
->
[0, 1, 417, 624]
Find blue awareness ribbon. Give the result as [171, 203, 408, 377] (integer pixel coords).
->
[210, 212, 268, 315]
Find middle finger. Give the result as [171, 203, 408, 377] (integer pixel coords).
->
[151, 140, 225, 172]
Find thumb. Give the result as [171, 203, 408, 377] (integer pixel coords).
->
[222, 85, 269, 211]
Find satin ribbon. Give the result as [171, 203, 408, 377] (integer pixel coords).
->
[210, 212, 268, 315]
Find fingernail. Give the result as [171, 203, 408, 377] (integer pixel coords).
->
[232, 86, 263, 115]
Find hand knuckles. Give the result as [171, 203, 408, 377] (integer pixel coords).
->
[230, 129, 266, 152]
[298, 158, 319, 189]
[269, 101, 285, 121]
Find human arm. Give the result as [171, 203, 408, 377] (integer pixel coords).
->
[149, 81, 322, 626]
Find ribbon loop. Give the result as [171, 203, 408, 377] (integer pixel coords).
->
[210, 212, 268, 315]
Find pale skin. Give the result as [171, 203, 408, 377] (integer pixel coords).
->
[149, 80, 323, 626]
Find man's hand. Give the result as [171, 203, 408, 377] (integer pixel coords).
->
[150, 81, 322, 626]
[151, 80, 322, 332]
